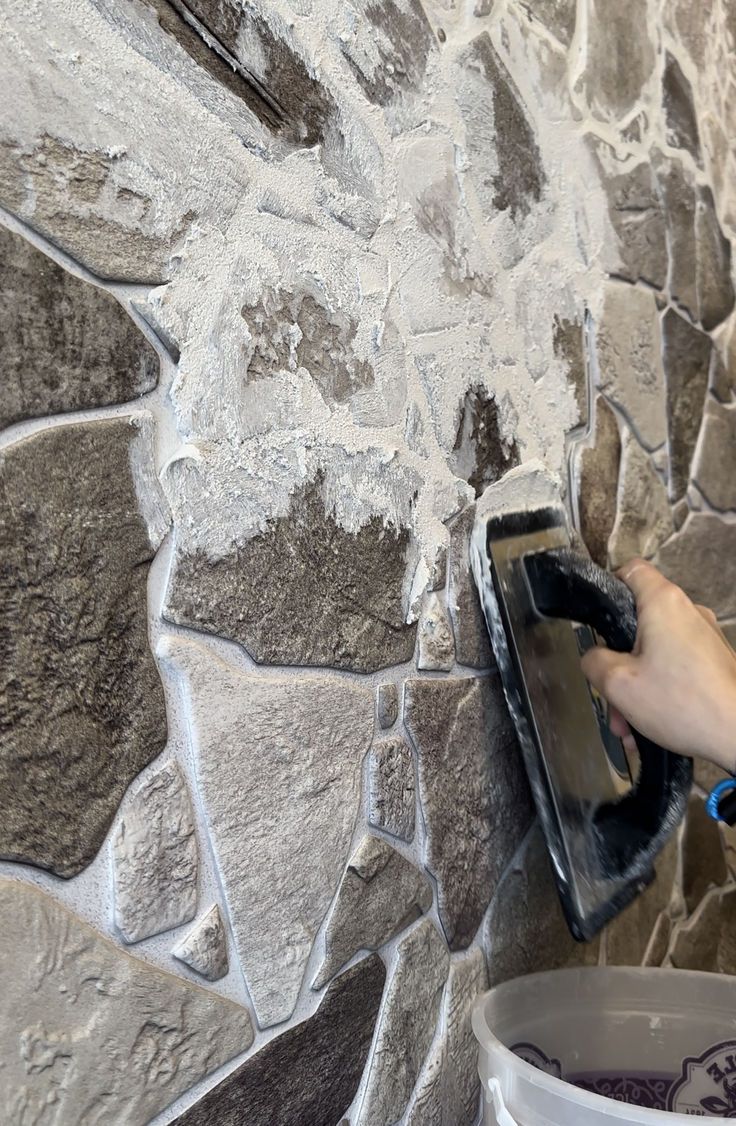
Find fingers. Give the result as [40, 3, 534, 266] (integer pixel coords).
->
[696, 604, 718, 629]
[581, 645, 638, 711]
[616, 558, 668, 602]
[608, 704, 631, 739]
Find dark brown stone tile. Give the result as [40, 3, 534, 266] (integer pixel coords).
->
[0, 419, 168, 877]
[447, 504, 494, 669]
[450, 385, 519, 498]
[341, 0, 436, 106]
[662, 51, 701, 163]
[404, 675, 532, 950]
[554, 315, 588, 427]
[0, 226, 159, 432]
[165, 481, 416, 673]
[656, 513, 736, 620]
[578, 396, 621, 567]
[597, 155, 668, 290]
[171, 954, 386, 1126]
[662, 309, 712, 501]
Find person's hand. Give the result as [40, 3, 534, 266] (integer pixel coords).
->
[581, 558, 736, 772]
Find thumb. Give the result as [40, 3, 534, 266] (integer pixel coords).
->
[581, 645, 638, 709]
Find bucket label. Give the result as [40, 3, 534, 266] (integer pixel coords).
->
[510, 1042, 562, 1078]
[668, 1039, 736, 1116]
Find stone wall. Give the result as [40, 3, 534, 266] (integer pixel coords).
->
[1, 0, 736, 1122]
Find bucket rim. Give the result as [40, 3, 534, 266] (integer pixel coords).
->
[472, 966, 736, 1124]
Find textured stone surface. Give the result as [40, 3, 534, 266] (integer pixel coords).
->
[695, 185, 736, 331]
[657, 514, 736, 620]
[341, 0, 435, 106]
[609, 429, 673, 568]
[447, 505, 494, 669]
[368, 736, 416, 841]
[0, 418, 168, 877]
[655, 154, 697, 316]
[174, 955, 385, 1126]
[643, 912, 672, 968]
[662, 51, 701, 162]
[596, 283, 666, 450]
[460, 34, 545, 222]
[314, 834, 432, 988]
[578, 0, 655, 119]
[520, 0, 576, 46]
[692, 400, 736, 510]
[450, 385, 519, 498]
[417, 592, 456, 671]
[682, 794, 728, 914]
[606, 834, 679, 965]
[0, 133, 194, 284]
[711, 321, 736, 403]
[376, 682, 399, 729]
[594, 154, 667, 289]
[670, 886, 736, 974]
[662, 309, 712, 501]
[485, 827, 599, 986]
[165, 481, 416, 673]
[161, 635, 373, 1027]
[405, 949, 488, 1126]
[0, 879, 253, 1125]
[0, 225, 159, 431]
[404, 675, 532, 949]
[554, 315, 587, 425]
[173, 905, 229, 982]
[578, 396, 620, 567]
[357, 920, 449, 1126]
[113, 761, 198, 944]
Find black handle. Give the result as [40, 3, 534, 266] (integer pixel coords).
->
[524, 547, 692, 876]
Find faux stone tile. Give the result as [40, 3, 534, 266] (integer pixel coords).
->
[165, 481, 416, 673]
[609, 429, 673, 568]
[313, 835, 433, 988]
[591, 152, 667, 289]
[0, 134, 194, 284]
[606, 833, 680, 965]
[113, 761, 197, 944]
[417, 592, 456, 671]
[578, 396, 621, 567]
[450, 385, 520, 498]
[447, 505, 494, 669]
[0, 226, 159, 431]
[173, 905, 229, 983]
[161, 635, 373, 1027]
[404, 948, 488, 1126]
[663, 0, 714, 67]
[554, 315, 587, 426]
[485, 827, 599, 986]
[643, 912, 672, 968]
[596, 283, 666, 451]
[459, 34, 545, 222]
[654, 153, 697, 316]
[0, 418, 168, 877]
[656, 513, 736, 620]
[577, 0, 655, 120]
[670, 886, 736, 974]
[404, 675, 532, 949]
[662, 51, 701, 163]
[710, 322, 736, 403]
[520, 0, 576, 46]
[368, 736, 416, 841]
[692, 400, 736, 510]
[357, 919, 449, 1126]
[695, 185, 735, 331]
[341, 0, 435, 106]
[0, 879, 253, 1126]
[377, 682, 400, 729]
[173, 955, 385, 1126]
[681, 794, 728, 914]
[662, 309, 712, 501]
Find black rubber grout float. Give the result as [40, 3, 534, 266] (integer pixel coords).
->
[470, 461, 693, 942]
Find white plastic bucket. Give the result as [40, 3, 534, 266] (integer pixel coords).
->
[473, 966, 736, 1124]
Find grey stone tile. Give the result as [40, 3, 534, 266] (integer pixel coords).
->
[160, 635, 374, 1027]
[695, 185, 735, 331]
[609, 429, 673, 568]
[596, 282, 666, 451]
[404, 948, 488, 1126]
[710, 321, 736, 403]
[519, 0, 577, 46]
[692, 400, 736, 510]
[577, 0, 655, 120]
[662, 309, 712, 501]
[553, 315, 588, 427]
[165, 481, 416, 673]
[654, 152, 697, 316]
[662, 51, 701, 163]
[485, 826, 599, 985]
[368, 736, 416, 842]
[417, 592, 456, 671]
[681, 793, 728, 914]
[0, 226, 159, 431]
[172, 955, 385, 1126]
[590, 148, 667, 289]
[447, 505, 494, 669]
[0, 879, 253, 1126]
[376, 683, 400, 730]
[663, 0, 714, 68]
[0, 418, 168, 877]
[606, 833, 680, 965]
[313, 834, 433, 989]
[656, 513, 736, 619]
[450, 385, 519, 499]
[340, 0, 435, 106]
[404, 675, 532, 950]
[578, 396, 621, 567]
[459, 33, 545, 222]
[670, 886, 736, 973]
[113, 761, 198, 944]
[173, 905, 229, 982]
[357, 919, 449, 1126]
